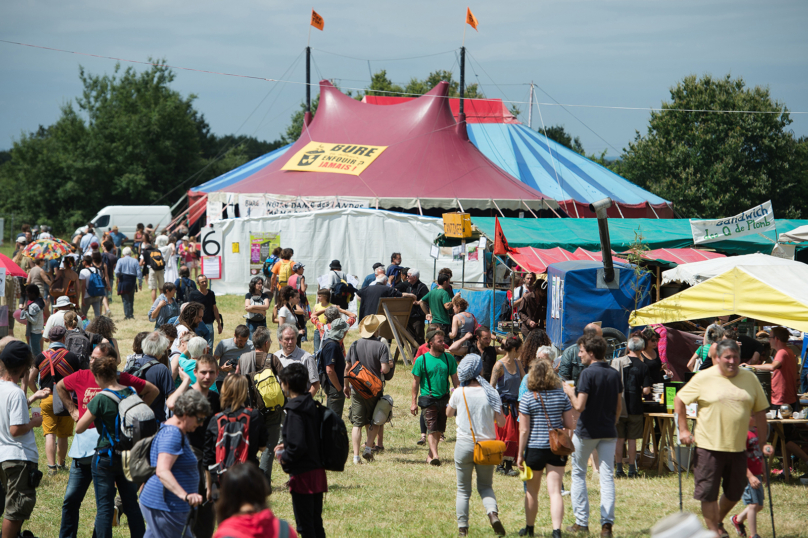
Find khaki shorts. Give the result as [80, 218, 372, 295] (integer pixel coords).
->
[148, 269, 165, 291]
[40, 395, 74, 438]
[0, 460, 37, 521]
[616, 414, 644, 439]
[350, 393, 380, 428]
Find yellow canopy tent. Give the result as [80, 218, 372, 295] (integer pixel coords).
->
[629, 265, 808, 332]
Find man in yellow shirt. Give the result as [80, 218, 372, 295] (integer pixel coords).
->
[675, 339, 772, 536]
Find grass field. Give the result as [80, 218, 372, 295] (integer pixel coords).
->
[3, 251, 805, 537]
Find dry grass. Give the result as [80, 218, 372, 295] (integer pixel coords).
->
[5, 278, 806, 537]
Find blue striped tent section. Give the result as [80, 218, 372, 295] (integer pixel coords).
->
[192, 144, 292, 194]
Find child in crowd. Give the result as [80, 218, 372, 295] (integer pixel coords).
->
[731, 416, 765, 538]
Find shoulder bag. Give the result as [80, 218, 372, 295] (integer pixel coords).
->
[462, 388, 506, 465]
[537, 391, 574, 456]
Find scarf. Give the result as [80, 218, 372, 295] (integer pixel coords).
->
[457, 354, 502, 414]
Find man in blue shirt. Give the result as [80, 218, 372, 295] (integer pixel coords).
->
[114, 247, 140, 320]
[386, 253, 402, 286]
[79, 223, 97, 253]
[108, 226, 128, 253]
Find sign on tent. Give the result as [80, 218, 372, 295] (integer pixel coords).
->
[690, 201, 775, 245]
[281, 142, 387, 176]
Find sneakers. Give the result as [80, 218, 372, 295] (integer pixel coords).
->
[416, 435, 426, 446]
[718, 522, 730, 538]
[566, 524, 589, 534]
[371, 445, 385, 453]
[519, 526, 535, 536]
[362, 446, 374, 462]
[552, 530, 562, 538]
[601, 523, 613, 537]
[488, 512, 506, 536]
[458, 528, 469, 537]
[627, 469, 639, 479]
[47, 465, 58, 477]
[57, 463, 68, 472]
[561, 488, 571, 497]
[353, 456, 362, 465]
[614, 468, 627, 478]
[730, 515, 746, 537]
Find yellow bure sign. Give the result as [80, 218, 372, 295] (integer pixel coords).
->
[443, 213, 472, 238]
[281, 142, 388, 176]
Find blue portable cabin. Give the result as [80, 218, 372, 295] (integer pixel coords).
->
[546, 260, 652, 350]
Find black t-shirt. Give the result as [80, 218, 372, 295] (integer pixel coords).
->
[320, 339, 346, 389]
[408, 280, 430, 322]
[35, 348, 81, 390]
[738, 335, 765, 362]
[623, 355, 652, 416]
[357, 283, 402, 320]
[189, 289, 217, 324]
[479, 346, 498, 383]
[188, 389, 221, 450]
[245, 292, 272, 322]
[575, 361, 623, 439]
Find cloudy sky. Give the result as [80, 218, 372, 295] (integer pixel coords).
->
[1, 0, 806, 157]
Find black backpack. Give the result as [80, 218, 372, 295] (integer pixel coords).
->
[143, 247, 165, 272]
[65, 329, 93, 370]
[314, 400, 349, 472]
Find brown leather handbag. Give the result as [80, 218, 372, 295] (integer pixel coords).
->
[537, 391, 574, 456]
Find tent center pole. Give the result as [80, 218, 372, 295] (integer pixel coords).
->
[459, 46, 465, 115]
[304, 47, 312, 127]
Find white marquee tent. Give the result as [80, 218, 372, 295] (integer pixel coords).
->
[661, 253, 805, 286]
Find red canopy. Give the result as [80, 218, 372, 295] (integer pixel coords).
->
[226, 80, 554, 212]
[509, 246, 624, 273]
[0, 253, 27, 278]
[361, 95, 519, 124]
[637, 248, 725, 265]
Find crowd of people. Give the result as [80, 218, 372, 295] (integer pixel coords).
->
[0, 230, 798, 538]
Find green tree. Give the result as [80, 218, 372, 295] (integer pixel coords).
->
[615, 74, 808, 218]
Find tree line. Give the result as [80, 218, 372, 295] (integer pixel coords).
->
[1, 62, 806, 233]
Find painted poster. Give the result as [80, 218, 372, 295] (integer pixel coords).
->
[249, 231, 280, 275]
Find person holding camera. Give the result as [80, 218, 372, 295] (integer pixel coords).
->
[0, 339, 50, 538]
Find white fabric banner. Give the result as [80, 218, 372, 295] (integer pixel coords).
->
[264, 196, 369, 215]
[690, 201, 775, 245]
[240, 195, 267, 218]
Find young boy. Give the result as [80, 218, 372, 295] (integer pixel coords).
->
[731, 416, 765, 538]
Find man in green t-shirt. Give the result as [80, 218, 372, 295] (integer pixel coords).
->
[410, 329, 458, 466]
[418, 273, 455, 342]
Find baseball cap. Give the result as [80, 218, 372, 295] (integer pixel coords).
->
[292, 262, 305, 271]
[372, 262, 384, 270]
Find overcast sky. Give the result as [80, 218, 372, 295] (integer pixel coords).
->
[2, 0, 806, 157]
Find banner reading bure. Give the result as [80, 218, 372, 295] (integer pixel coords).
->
[690, 201, 776, 245]
[281, 142, 387, 176]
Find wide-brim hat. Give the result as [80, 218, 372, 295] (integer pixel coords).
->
[359, 314, 387, 338]
[55, 296, 73, 308]
[329, 260, 342, 269]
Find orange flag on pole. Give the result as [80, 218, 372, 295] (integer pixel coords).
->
[311, 9, 324, 31]
[466, 7, 478, 31]
[494, 216, 509, 256]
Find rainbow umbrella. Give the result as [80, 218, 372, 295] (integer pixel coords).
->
[22, 239, 72, 260]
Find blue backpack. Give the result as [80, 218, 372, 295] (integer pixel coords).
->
[86, 267, 106, 297]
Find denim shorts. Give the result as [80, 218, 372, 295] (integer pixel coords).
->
[741, 475, 764, 505]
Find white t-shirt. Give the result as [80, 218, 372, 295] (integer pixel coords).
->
[0, 381, 39, 463]
[79, 268, 94, 298]
[44, 310, 67, 337]
[171, 325, 190, 353]
[277, 306, 295, 324]
[513, 285, 527, 301]
[449, 386, 497, 443]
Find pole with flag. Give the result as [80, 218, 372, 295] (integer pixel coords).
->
[494, 216, 509, 256]
[463, 7, 478, 47]
[306, 9, 324, 127]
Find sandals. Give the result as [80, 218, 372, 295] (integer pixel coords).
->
[416, 435, 426, 446]
[428, 458, 441, 467]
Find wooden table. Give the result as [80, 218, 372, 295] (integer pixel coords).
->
[766, 418, 808, 481]
[642, 413, 696, 474]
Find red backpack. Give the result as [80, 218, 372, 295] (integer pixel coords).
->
[211, 410, 251, 481]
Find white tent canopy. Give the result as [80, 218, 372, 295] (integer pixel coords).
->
[779, 225, 808, 243]
[661, 253, 805, 286]
[208, 208, 484, 296]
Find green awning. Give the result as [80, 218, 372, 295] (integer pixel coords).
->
[472, 217, 808, 256]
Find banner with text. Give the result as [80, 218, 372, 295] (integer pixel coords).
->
[265, 196, 369, 215]
[241, 196, 267, 218]
[281, 142, 387, 175]
[690, 201, 775, 245]
[249, 231, 281, 275]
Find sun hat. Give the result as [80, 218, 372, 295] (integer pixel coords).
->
[329, 260, 342, 270]
[54, 296, 73, 309]
[181, 235, 190, 241]
[359, 315, 386, 338]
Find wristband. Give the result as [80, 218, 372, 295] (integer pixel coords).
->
[185, 494, 190, 503]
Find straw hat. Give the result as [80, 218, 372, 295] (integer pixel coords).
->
[359, 315, 387, 338]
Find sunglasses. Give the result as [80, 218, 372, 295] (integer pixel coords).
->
[195, 416, 206, 424]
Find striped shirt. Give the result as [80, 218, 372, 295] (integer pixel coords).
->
[519, 388, 571, 449]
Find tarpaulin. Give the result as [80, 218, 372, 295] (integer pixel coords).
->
[638, 248, 725, 266]
[546, 261, 652, 349]
[472, 217, 808, 256]
[457, 288, 509, 333]
[508, 247, 578, 274]
[630, 265, 808, 332]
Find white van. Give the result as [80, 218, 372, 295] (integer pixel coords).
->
[79, 206, 173, 237]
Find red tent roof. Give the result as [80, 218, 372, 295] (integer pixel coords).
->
[226, 80, 554, 212]
[361, 95, 519, 124]
[636, 248, 725, 265]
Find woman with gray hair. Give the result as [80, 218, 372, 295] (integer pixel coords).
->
[447, 354, 507, 537]
[141, 389, 211, 538]
[687, 324, 724, 372]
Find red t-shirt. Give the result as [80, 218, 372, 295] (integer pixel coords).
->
[771, 348, 798, 405]
[62, 370, 147, 424]
[746, 430, 763, 476]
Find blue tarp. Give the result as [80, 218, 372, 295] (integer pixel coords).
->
[546, 260, 652, 349]
[458, 288, 508, 334]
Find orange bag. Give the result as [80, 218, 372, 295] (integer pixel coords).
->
[346, 362, 383, 399]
